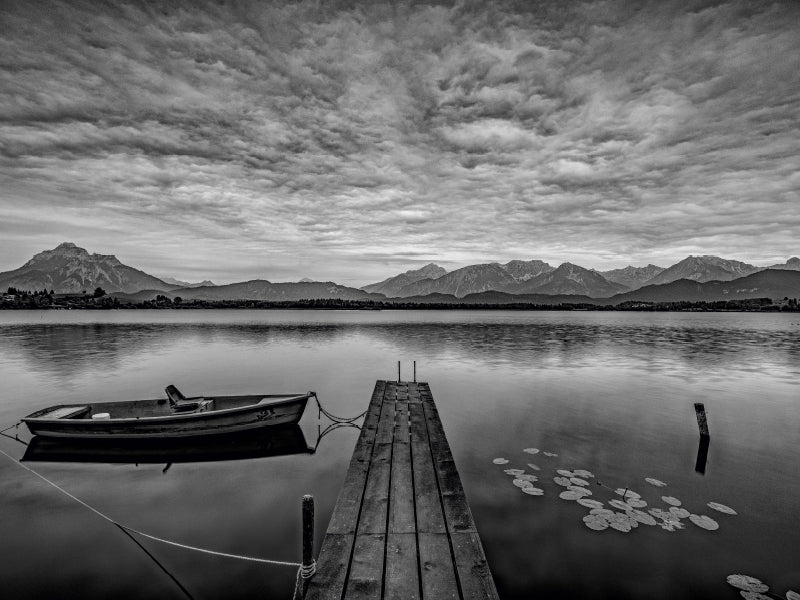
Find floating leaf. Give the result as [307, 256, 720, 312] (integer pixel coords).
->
[590, 508, 614, 516]
[740, 592, 771, 600]
[570, 477, 590, 487]
[504, 468, 525, 476]
[567, 486, 591, 497]
[626, 509, 657, 526]
[726, 575, 769, 593]
[662, 496, 682, 507]
[518, 474, 538, 482]
[708, 502, 737, 515]
[614, 488, 641, 500]
[786, 590, 799, 600]
[577, 498, 604, 509]
[559, 490, 584, 501]
[645, 477, 667, 487]
[523, 448, 539, 455]
[513, 478, 534, 489]
[609, 519, 632, 533]
[573, 469, 594, 478]
[625, 498, 648, 509]
[689, 514, 719, 531]
[521, 486, 544, 496]
[553, 476, 572, 487]
[527, 463, 541, 471]
[556, 469, 574, 477]
[660, 522, 678, 532]
[583, 515, 609, 531]
[669, 507, 690, 519]
[493, 458, 509, 465]
[609, 499, 631, 511]
[543, 452, 558, 457]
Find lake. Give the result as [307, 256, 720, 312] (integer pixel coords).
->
[1, 310, 798, 599]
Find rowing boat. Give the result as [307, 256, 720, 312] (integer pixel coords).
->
[22, 385, 314, 439]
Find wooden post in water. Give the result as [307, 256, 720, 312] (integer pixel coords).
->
[413, 360, 416, 382]
[397, 361, 401, 383]
[694, 402, 710, 437]
[302, 494, 315, 597]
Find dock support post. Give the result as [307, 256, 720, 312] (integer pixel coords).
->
[413, 360, 416, 383]
[694, 403, 710, 437]
[301, 494, 315, 597]
[397, 361, 401, 383]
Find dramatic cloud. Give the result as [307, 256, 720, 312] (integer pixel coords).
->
[1, 0, 798, 284]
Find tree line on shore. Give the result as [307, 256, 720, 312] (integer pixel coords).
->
[2, 287, 798, 312]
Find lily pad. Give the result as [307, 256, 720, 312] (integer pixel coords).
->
[689, 514, 719, 531]
[626, 509, 657, 526]
[527, 463, 541, 471]
[740, 592, 771, 600]
[504, 468, 525, 476]
[707, 502, 737, 515]
[523, 448, 540, 454]
[615, 488, 641, 500]
[609, 499, 631, 511]
[589, 508, 614, 516]
[543, 452, 558, 457]
[624, 498, 648, 509]
[493, 458, 509, 465]
[786, 590, 799, 600]
[661, 496, 682, 507]
[556, 469, 574, 477]
[570, 477, 590, 487]
[518, 474, 539, 482]
[567, 486, 591, 497]
[521, 486, 544, 496]
[553, 476, 572, 487]
[645, 477, 667, 487]
[669, 507, 690, 519]
[726, 575, 769, 593]
[577, 498, 604, 509]
[573, 469, 594, 478]
[583, 515, 609, 531]
[512, 478, 534, 489]
[609, 519, 632, 533]
[559, 490, 584, 501]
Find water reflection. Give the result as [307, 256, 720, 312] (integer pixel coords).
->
[22, 425, 313, 465]
[2, 317, 800, 382]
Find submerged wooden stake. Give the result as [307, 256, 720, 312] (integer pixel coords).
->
[302, 494, 315, 597]
[694, 402, 710, 437]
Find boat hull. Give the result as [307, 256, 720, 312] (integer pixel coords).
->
[23, 394, 311, 439]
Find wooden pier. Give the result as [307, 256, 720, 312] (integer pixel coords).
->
[305, 381, 499, 600]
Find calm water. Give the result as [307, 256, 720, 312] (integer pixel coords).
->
[1, 310, 798, 599]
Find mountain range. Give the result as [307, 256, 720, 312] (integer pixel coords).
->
[1, 242, 798, 304]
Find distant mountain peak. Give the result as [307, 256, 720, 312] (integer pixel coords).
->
[360, 263, 447, 296]
[3, 243, 171, 294]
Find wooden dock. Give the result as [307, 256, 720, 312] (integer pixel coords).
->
[305, 381, 499, 600]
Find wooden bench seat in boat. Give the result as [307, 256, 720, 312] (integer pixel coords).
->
[40, 406, 91, 420]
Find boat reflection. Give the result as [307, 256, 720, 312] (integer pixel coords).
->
[22, 424, 314, 464]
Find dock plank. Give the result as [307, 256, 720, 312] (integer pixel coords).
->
[308, 380, 499, 600]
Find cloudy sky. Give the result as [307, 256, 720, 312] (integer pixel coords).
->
[1, 0, 798, 285]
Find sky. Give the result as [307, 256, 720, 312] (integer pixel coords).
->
[1, 0, 798, 286]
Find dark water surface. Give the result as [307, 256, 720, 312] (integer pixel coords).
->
[1, 310, 798, 599]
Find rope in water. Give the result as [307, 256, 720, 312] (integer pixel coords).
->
[0, 446, 316, 599]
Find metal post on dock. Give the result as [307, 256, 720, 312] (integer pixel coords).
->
[301, 494, 315, 597]
[694, 402, 710, 437]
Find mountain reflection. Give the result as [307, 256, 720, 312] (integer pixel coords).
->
[1, 315, 799, 382]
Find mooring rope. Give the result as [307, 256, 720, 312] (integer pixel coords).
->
[0, 446, 316, 599]
[312, 392, 367, 424]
